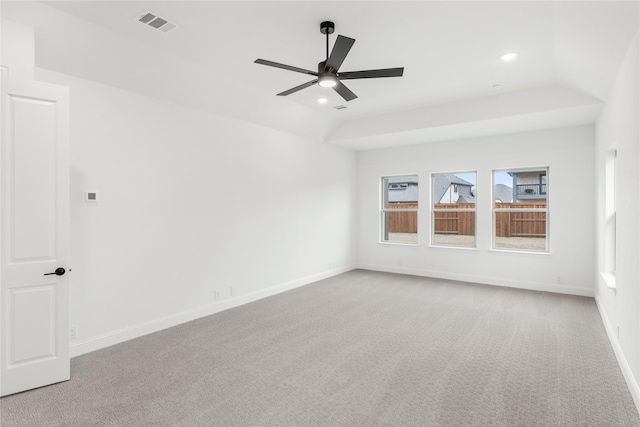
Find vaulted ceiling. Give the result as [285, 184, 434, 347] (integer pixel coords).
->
[2, 1, 638, 149]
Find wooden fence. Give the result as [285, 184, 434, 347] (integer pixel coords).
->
[433, 203, 475, 236]
[387, 203, 417, 233]
[388, 202, 546, 237]
[495, 203, 546, 238]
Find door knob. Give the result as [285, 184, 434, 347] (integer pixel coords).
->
[44, 268, 66, 276]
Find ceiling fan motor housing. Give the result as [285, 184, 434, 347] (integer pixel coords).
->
[320, 21, 335, 35]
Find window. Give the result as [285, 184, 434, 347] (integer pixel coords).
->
[493, 168, 548, 252]
[381, 175, 418, 244]
[602, 148, 616, 289]
[432, 172, 476, 248]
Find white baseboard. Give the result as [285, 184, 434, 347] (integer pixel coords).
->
[595, 296, 640, 414]
[70, 265, 356, 358]
[357, 263, 595, 297]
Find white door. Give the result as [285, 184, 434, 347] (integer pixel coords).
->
[0, 77, 70, 396]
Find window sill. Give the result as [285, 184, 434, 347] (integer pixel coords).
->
[489, 248, 552, 256]
[600, 272, 617, 295]
[378, 241, 419, 247]
[429, 244, 478, 251]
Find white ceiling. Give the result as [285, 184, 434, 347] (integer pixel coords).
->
[2, 1, 638, 149]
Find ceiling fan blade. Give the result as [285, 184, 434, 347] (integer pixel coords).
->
[254, 59, 318, 76]
[325, 35, 355, 72]
[338, 67, 404, 80]
[277, 79, 318, 96]
[333, 80, 358, 102]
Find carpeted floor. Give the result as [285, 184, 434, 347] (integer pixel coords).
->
[1, 270, 638, 426]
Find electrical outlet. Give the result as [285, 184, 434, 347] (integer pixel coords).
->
[214, 289, 220, 301]
[69, 325, 78, 340]
[556, 276, 563, 284]
[230, 286, 236, 297]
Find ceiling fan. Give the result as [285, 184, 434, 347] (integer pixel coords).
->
[254, 21, 404, 102]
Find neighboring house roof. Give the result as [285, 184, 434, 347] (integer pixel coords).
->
[457, 194, 476, 203]
[433, 174, 473, 203]
[387, 177, 419, 203]
[494, 183, 513, 202]
[388, 176, 418, 185]
[388, 185, 418, 203]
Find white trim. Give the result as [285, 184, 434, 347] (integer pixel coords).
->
[493, 208, 548, 213]
[491, 167, 550, 253]
[428, 245, 478, 251]
[378, 241, 419, 247]
[599, 272, 617, 294]
[595, 296, 640, 414]
[380, 173, 419, 244]
[357, 263, 594, 297]
[70, 265, 356, 358]
[432, 208, 477, 212]
[489, 248, 553, 256]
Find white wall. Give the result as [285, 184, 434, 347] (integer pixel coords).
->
[0, 19, 34, 78]
[595, 33, 640, 406]
[357, 126, 595, 296]
[35, 68, 357, 355]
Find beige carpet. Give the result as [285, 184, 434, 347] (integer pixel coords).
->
[1, 270, 638, 426]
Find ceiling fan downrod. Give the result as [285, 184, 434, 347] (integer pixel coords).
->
[320, 21, 335, 62]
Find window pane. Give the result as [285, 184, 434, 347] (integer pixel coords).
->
[493, 168, 548, 252]
[432, 172, 476, 248]
[494, 210, 547, 250]
[433, 212, 476, 247]
[604, 150, 616, 274]
[384, 210, 418, 243]
[381, 175, 418, 244]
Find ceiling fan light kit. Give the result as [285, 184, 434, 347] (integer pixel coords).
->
[318, 74, 338, 88]
[255, 21, 404, 102]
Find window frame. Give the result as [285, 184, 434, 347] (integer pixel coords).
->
[492, 167, 550, 253]
[380, 174, 419, 245]
[602, 148, 617, 291]
[430, 171, 477, 249]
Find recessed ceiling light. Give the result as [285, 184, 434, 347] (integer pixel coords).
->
[492, 84, 503, 90]
[317, 98, 328, 104]
[500, 52, 518, 61]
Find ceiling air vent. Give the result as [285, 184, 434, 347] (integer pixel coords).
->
[136, 11, 177, 33]
[334, 105, 348, 110]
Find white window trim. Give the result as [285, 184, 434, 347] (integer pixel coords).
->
[600, 272, 617, 295]
[380, 174, 419, 245]
[492, 167, 550, 253]
[600, 147, 617, 293]
[431, 171, 477, 249]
